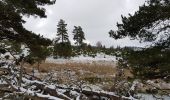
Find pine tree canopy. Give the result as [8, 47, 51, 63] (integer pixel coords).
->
[0, 0, 55, 46]
[109, 0, 170, 45]
[57, 19, 69, 43]
[73, 26, 85, 46]
[109, 0, 170, 79]
[54, 19, 72, 58]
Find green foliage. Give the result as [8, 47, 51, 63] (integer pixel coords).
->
[0, 0, 53, 50]
[29, 45, 51, 63]
[118, 46, 170, 79]
[82, 45, 97, 58]
[57, 19, 69, 43]
[54, 42, 72, 58]
[0, 0, 52, 69]
[109, 0, 170, 42]
[0, 39, 51, 67]
[104, 46, 116, 56]
[53, 19, 72, 58]
[73, 26, 86, 46]
[71, 44, 117, 58]
[0, 40, 22, 56]
[2, 0, 55, 18]
[109, 0, 170, 79]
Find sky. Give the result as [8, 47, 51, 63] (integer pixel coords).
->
[23, 0, 146, 47]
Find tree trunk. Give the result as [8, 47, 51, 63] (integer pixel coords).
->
[37, 62, 40, 71]
[19, 59, 24, 86]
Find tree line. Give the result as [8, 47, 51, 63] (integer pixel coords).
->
[54, 19, 85, 58]
[53, 19, 117, 58]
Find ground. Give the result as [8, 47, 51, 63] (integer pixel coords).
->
[24, 55, 132, 91]
[25, 62, 131, 91]
[1, 53, 170, 99]
[23, 55, 170, 99]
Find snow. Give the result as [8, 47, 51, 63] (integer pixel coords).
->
[147, 80, 170, 90]
[46, 53, 116, 64]
[76, 95, 80, 100]
[0, 79, 7, 84]
[19, 86, 63, 100]
[130, 80, 139, 91]
[57, 89, 67, 94]
[70, 91, 79, 96]
[122, 95, 137, 100]
[22, 77, 45, 85]
[0, 52, 12, 59]
[137, 93, 170, 100]
[37, 94, 63, 100]
[83, 84, 102, 91]
[7, 28, 18, 35]
[48, 84, 56, 89]
[21, 45, 30, 57]
[0, 45, 29, 60]
[0, 53, 170, 100]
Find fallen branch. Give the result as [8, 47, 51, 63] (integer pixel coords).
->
[2, 92, 63, 100]
[23, 78, 129, 100]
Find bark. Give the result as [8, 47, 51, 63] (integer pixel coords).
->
[37, 62, 40, 71]
[19, 59, 24, 86]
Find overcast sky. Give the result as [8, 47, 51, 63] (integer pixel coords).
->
[23, 0, 146, 47]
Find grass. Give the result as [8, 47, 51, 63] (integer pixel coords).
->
[24, 61, 133, 90]
[25, 62, 117, 75]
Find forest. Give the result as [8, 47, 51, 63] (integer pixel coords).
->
[0, 0, 170, 99]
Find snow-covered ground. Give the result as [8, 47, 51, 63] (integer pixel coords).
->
[137, 94, 170, 100]
[1, 52, 170, 100]
[46, 53, 116, 64]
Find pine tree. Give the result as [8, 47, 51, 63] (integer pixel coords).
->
[29, 45, 51, 71]
[57, 19, 69, 43]
[0, 0, 55, 87]
[0, 0, 55, 46]
[54, 19, 72, 58]
[109, 0, 170, 79]
[73, 26, 86, 46]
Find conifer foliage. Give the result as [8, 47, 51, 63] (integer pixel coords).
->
[54, 19, 72, 58]
[0, 0, 55, 47]
[73, 26, 86, 46]
[57, 19, 69, 43]
[109, 0, 170, 79]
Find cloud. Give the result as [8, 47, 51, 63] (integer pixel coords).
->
[23, 0, 145, 47]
